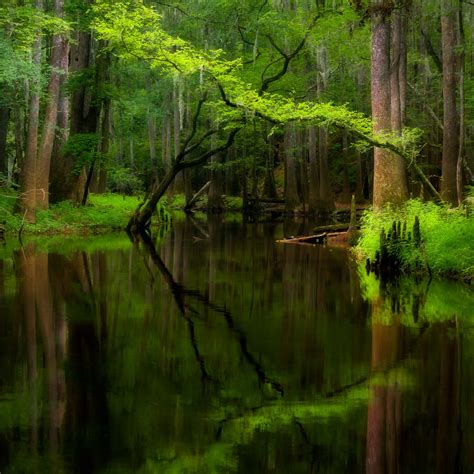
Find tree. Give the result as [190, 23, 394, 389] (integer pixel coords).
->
[371, 0, 408, 209]
[440, 0, 460, 204]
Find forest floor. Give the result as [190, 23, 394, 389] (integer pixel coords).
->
[0, 192, 141, 235]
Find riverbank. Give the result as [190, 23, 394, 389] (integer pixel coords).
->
[0, 192, 144, 235]
[354, 198, 474, 281]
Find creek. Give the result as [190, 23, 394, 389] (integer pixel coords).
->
[0, 217, 472, 473]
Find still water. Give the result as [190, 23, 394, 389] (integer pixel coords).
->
[0, 218, 472, 473]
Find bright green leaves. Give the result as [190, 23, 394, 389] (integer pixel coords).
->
[91, 0, 422, 160]
[0, 6, 69, 51]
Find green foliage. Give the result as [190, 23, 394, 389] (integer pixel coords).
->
[108, 166, 144, 195]
[91, 0, 422, 160]
[0, 192, 145, 235]
[355, 199, 474, 278]
[62, 133, 100, 174]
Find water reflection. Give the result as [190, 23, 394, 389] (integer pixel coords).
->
[0, 218, 472, 473]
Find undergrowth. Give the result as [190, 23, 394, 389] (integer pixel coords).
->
[355, 198, 474, 278]
[0, 192, 168, 235]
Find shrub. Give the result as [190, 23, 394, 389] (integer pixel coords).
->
[355, 199, 474, 278]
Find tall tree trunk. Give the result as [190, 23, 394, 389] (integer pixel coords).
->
[371, 1, 408, 208]
[173, 79, 185, 194]
[456, 1, 465, 205]
[440, 0, 459, 204]
[57, 5, 100, 203]
[208, 144, 224, 212]
[36, 0, 68, 210]
[284, 125, 300, 213]
[316, 45, 335, 213]
[318, 127, 334, 212]
[308, 126, 320, 213]
[355, 151, 365, 203]
[16, 0, 43, 222]
[49, 66, 70, 203]
[341, 130, 351, 204]
[13, 107, 24, 184]
[98, 97, 111, 194]
[0, 107, 9, 178]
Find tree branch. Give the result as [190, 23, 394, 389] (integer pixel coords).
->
[259, 14, 320, 95]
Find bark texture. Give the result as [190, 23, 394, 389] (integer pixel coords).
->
[440, 0, 460, 204]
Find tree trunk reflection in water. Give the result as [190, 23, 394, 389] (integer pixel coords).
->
[49, 252, 110, 472]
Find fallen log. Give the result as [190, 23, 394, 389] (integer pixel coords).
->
[185, 181, 211, 210]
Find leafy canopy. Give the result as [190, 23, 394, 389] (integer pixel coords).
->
[92, 0, 421, 159]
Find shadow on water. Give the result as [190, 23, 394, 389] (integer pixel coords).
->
[0, 216, 472, 473]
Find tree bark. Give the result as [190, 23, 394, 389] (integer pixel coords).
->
[308, 125, 320, 213]
[440, 0, 460, 204]
[371, 1, 408, 208]
[36, 0, 68, 210]
[284, 125, 300, 213]
[0, 107, 9, 178]
[16, 0, 43, 222]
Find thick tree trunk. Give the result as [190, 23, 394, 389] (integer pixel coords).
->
[371, 3, 408, 208]
[36, 0, 68, 210]
[56, 8, 100, 203]
[318, 127, 335, 212]
[17, 0, 43, 222]
[440, 0, 459, 204]
[49, 70, 70, 203]
[316, 45, 335, 213]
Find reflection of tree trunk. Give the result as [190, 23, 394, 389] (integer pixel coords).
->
[208, 216, 222, 302]
[35, 253, 59, 452]
[436, 321, 460, 474]
[57, 252, 109, 471]
[16, 244, 38, 451]
[367, 301, 403, 474]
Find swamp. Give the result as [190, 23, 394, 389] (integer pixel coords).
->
[1, 0, 473, 472]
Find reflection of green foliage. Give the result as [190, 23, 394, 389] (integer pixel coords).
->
[358, 264, 474, 327]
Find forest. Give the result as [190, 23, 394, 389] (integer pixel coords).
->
[0, 0, 473, 473]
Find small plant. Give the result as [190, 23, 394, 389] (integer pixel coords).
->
[356, 199, 474, 279]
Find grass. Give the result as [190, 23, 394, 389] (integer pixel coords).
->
[354, 198, 474, 279]
[1, 192, 143, 235]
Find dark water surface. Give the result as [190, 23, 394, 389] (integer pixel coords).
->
[0, 218, 473, 473]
